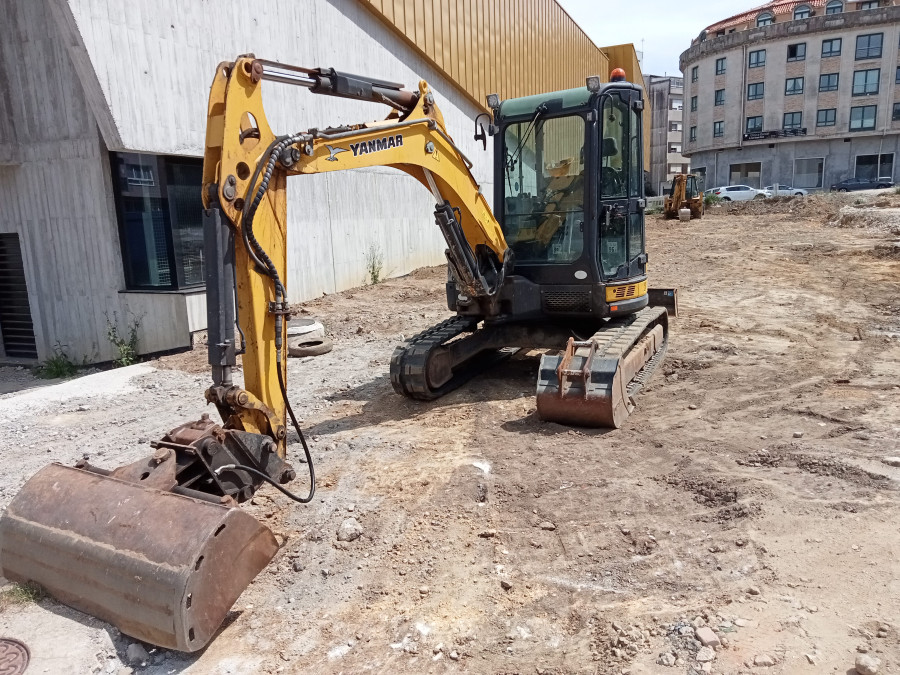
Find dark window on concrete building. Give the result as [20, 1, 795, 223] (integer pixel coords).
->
[0, 234, 38, 359]
[689, 126, 697, 142]
[784, 112, 803, 129]
[691, 66, 699, 82]
[794, 5, 812, 19]
[690, 95, 698, 111]
[896, 66, 900, 83]
[858, 0, 878, 8]
[856, 152, 893, 178]
[852, 69, 880, 95]
[817, 108, 837, 126]
[111, 152, 205, 291]
[822, 38, 842, 57]
[893, 103, 900, 121]
[819, 73, 839, 91]
[794, 158, 824, 188]
[856, 33, 883, 60]
[715, 57, 726, 75]
[849, 105, 877, 130]
[746, 116, 763, 132]
[787, 43, 806, 61]
[825, 0, 843, 13]
[749, 50, 766, 68]
[757, 12, 774, 26]
[730, 162, 762, 188]
[669, 121, 682, 132]
[785, 77, 804, 95]
[714, 89, 725, 106]
[713, 121, 724, 137]
[747, 82, 764, 100]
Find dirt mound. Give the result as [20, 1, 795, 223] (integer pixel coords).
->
[827, 206, 900, 235]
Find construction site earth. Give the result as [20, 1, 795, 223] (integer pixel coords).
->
[0, 192, 898, 675]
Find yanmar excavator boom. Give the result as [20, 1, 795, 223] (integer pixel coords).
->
[0, 57, 675, 652]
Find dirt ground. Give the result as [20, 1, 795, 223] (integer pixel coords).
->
[0, 193, 898, 675]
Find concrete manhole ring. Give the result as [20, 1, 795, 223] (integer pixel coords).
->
[0, 638, 30, 674]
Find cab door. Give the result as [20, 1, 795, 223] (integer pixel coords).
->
[597, 91, 646, 283]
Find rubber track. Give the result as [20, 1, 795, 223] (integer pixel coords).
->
[390, 316, 509, 400]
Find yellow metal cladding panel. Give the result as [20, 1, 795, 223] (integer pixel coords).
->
[359, 0, 628, 109]
[605, 280, 648, 302]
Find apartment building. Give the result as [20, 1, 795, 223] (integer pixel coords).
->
[680, 0, 900, 190]
[648, 75, 691, 195]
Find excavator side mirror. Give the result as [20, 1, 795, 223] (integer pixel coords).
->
[474, 123, 487, 151]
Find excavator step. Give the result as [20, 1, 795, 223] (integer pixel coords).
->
[0, 463, 278, 652]
[535, 306, 669, 427]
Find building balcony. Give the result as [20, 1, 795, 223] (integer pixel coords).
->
[742, 128, 807, 142]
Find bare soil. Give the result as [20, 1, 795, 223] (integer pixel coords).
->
[0, 193, 898, 675]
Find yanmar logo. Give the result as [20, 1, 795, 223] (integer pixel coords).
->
[349, 134, 404, 157]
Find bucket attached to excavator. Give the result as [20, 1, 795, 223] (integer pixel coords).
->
[0, 463, 277, 652]
[0, 414, 298, 652]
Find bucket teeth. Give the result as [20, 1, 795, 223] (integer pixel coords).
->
[0, 463, 277, 652]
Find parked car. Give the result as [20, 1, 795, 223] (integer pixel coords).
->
[706, 185, 771, 201]
[830, 176, 895, 192]
[763, 185, 809, 197]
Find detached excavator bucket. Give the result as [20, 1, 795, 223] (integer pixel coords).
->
[0, 463, 278, 652]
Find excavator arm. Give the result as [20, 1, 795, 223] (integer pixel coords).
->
[201, 56, 511, 453]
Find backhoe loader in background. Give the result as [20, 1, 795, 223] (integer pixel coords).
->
[0, 57, 676, 652]
[663, 173, 704, 220]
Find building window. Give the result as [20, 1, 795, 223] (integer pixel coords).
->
[794, 5, 812, 19]
[794, 158, 824, 188]
[669, 121, 683, 132]
[858, 0, 878, 8]
[691, 66, 699, 82]
[111, 152, 205, 291]
[817, 108, 837, 126]
[856, 152, 893, 179]
[713, 121, 724, 137]
[671, 98, 683, 110]
[689, 126, 697, 142]
[893, 103, 900, 121]
[715, 57, 726, 75]
[896, 66, 900, 84]
[856, 33, 883, 59]
[784, 112, 803, 130]
[746, 116, 763, 133]
[690, 95, 698, 111]
[849, 105, 877, 130]
[785, 77, 805, 95]
[749, 49, 766, 68]
[822, 38, 842, 57]
[669, 143, 682, 153]
[819, 73, 840, 92]
[852, 69, 880, 95]
[714, 89, 725, 106]
[787, 43, 807, 61]
[757, 12, 774, 26]
[825, 0, 843, 13]
[730, 162, 762, 188]
[747, 82, 765, 100]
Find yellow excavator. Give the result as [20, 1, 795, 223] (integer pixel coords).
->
[663, 173, 704, 220]
[0, 57, 676, 652]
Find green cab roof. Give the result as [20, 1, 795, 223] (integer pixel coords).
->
[497, 87, 592, 118]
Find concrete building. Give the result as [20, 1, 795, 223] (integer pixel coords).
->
[680, 0, 900, 190]
[0, 0, 644, 364]
[648, 75, 690, 195]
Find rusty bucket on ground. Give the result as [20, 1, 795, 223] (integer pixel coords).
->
[0, 463, 277, 652]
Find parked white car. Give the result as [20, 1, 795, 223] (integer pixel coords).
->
[707, 185, 771, 201]
[763, 185, 809, 196]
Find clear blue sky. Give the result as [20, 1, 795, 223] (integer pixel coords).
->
[556, 0, 758, 76]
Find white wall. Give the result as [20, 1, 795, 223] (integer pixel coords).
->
[56, 0, 495, 300]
